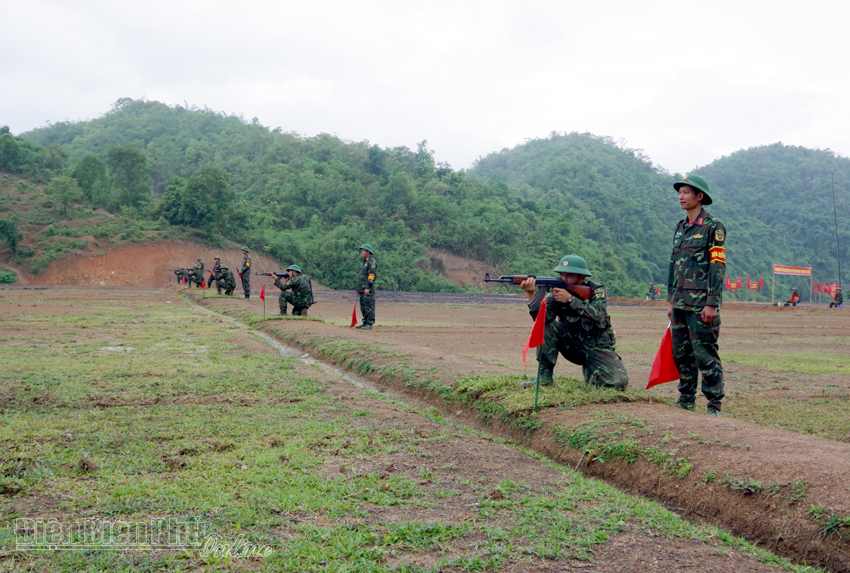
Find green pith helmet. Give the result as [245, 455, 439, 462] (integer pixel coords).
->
[673, 174, 712, 205]
[287, 264, 301, 273]
[359, 244, 374, 254]
[193, 264, 199, 269]
[220, 265, 228, 269]
[214, 257, 220, 260]
[552, 255, 592, 277]
[241, 246, 250, 252]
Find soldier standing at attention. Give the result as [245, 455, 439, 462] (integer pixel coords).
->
[518, 255, 629, 390]
[207, 257, 221, 288]
[355, 244, 377, 329]
[667, 175, 727, 417]
[240, 246, 251, 299]
[274, 265, 314, 315]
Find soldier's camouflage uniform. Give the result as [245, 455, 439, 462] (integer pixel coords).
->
[274, 274, 313, 315]
[667, 207, 726, 411]
[188, 267, 204, 288]
[531, 280, 629, 390]
[173, 268, 188, 284]
[241, 254, 251, 298]
[216, 269, 236, 295]
[830, 290, 843, 308]
[207, 260, 221, 288]
[356, 255, 377, 326]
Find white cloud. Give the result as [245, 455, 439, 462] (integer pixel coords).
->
[3, 0, 850, 172]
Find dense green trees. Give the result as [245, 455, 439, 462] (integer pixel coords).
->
[45, 175, 84, 215]
[10, 99, 848, 295]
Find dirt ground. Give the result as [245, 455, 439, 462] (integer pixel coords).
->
[1, 286, 820, 573]
[190, 288, 850, 572]
[14, 240, 281, 287]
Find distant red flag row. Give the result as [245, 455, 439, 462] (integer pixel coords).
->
[814, 280, 841, 295]
[725, 275, 763, 290]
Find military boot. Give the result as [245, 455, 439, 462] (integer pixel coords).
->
[674, 397, 696, 411]
[707, 403, 722, 417]
[522, 366, 554, 388]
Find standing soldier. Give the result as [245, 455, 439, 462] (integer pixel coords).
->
[207, 257, 221, 288]
[240, 246, 252, 299]
[196, 257, 205, 275]
[216, 265, 236, 295]
[667, 175, 726, 417]
[274, 265, 314, 315]
[354, 244, 377, 329]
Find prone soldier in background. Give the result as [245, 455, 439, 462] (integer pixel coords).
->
[274, 265, 314, 315]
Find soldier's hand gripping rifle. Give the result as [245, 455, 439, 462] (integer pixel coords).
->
[255, 272, 290, 279]
[484, 273, 592, 312]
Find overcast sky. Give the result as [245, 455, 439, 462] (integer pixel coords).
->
[2, 0, 849, 173]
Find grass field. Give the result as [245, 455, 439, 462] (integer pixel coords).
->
[0, 287, 824, 572]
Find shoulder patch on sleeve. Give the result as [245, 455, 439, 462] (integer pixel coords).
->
[715, 229, 724, 242]
[709, 246, 726, 263]
[594, 287, 606, 299]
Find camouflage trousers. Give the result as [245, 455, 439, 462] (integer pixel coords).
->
[671, 309, 724, 408]
[241, 274, 250, 297]
[279, 292, 311, 315]
[358, 291, 375, 326]
[537, 319, 629, 390]
[215, 280, 234, 295]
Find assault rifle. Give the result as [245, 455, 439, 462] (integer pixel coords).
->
[483, 273, 593, 312]
[255, 272, 290, 279]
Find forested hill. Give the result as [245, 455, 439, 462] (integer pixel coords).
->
[8, 100, 847, 295]
[472, 134, 849, 291]
[7, 99, 645, 294]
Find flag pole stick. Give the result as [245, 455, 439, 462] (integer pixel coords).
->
[832, 171, 843, 291]
[533, 370, 540, 413]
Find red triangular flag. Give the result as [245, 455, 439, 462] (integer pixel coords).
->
[259, 283, 265, 301]
[200, 275, 205, 290]
[350, 300, 358, 327]
[522, 299, 547, 367]
[182, 276, 186, 285]
[647, 325, 680, 389]
[758, 276, 764, 289]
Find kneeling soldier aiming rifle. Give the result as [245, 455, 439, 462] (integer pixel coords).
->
[258, 267, 314, 315]
[486, 255, 629, 390]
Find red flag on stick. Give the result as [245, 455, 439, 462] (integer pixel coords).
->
[522, 300, 547, 367]
[200, 275, 205, 290]
[647, 325, 680, 389]
[259, 283, 265, 302]
[758, 276, 764, 289]
[350, 298, 359, 327]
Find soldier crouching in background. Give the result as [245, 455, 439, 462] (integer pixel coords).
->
[274, 265, 313, 315]
[215, 265, 236, 295]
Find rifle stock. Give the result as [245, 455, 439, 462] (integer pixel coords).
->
[483, 273, 593, 312]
